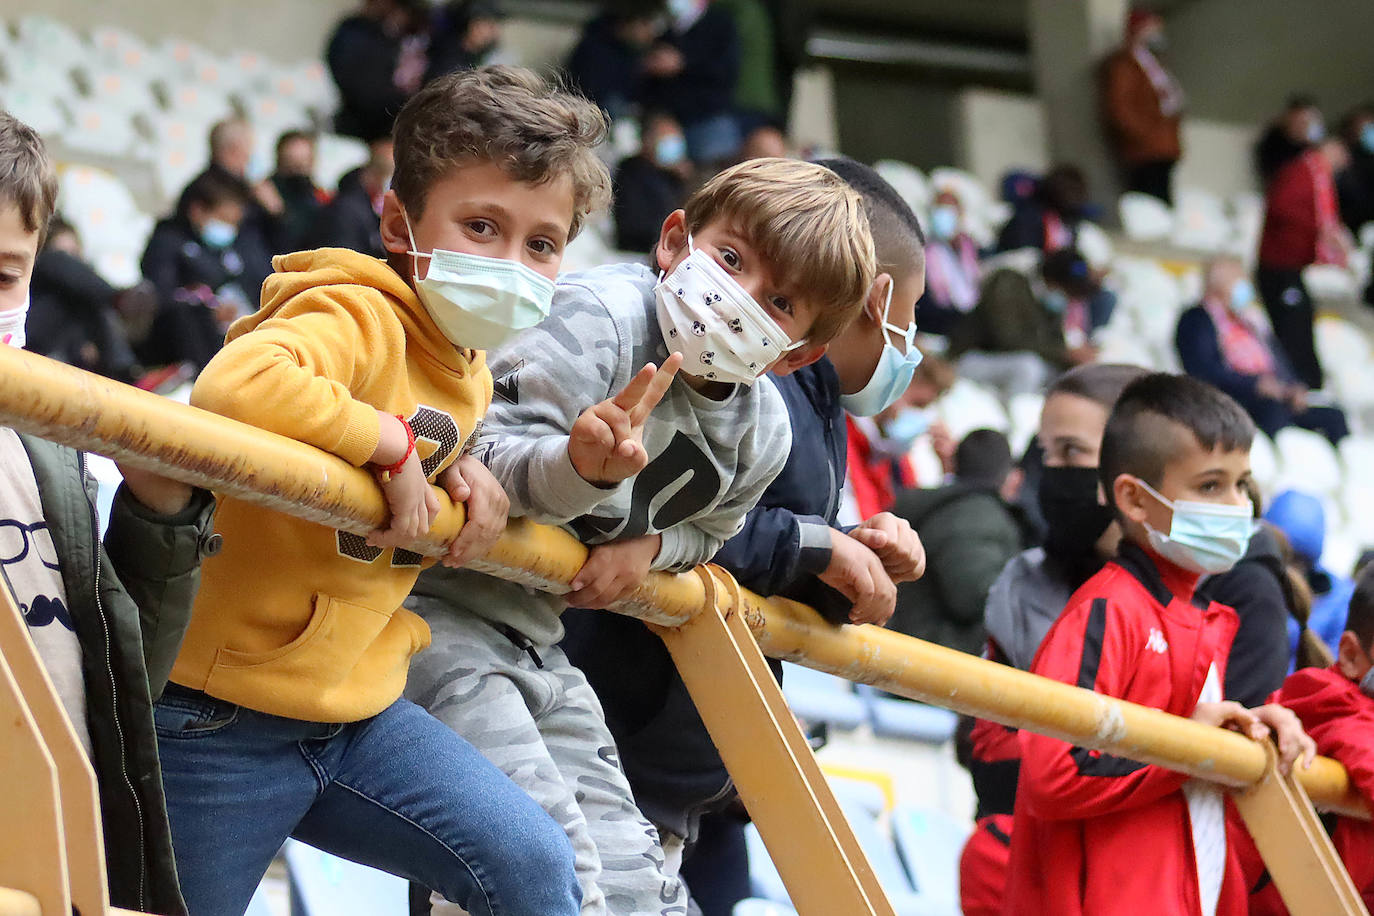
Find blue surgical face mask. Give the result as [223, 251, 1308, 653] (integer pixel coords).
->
[839, 279, 922, 417]
[929, 204, 959, 241]
[883, 406, 932, 450]
[1043, 288, 1070, 315]
[405, 210, 556, 350]
[1134, 477, 1255, 575]
[1361, 123, 1374, 155]
[1230, 279, 1255, 311]
[655, 133, 687, 167]
[200, 218, 237, 249]
[1307, 119, 1327, 145]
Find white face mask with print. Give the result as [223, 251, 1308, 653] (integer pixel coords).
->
[655, 236, 801, 386]
[0, 294, 29, 349]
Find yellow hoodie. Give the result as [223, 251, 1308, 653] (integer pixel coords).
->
[171, 248, 492, 722]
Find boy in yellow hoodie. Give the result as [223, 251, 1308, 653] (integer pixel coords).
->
[154, 68, 612, 916]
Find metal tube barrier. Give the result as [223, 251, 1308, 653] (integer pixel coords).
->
[0, 345, 1368, 913]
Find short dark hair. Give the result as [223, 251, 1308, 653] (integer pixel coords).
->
[1041, 248, 1097, 299]
[1047, 363, 1150, 409]
[182, 169, 249, 212]
[1098, 372, 1256, 497]
[275, 129, 315, 157]
[815, 156, 925, 282]
[0, 110, 58, 245]
[1346, 563, 1374, 648]
[391, 65, 611, 239]
[956, 428, 1013, 489]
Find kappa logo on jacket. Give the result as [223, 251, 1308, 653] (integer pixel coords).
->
[1146, 627, 1169, 654]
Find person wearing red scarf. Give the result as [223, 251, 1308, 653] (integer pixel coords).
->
[1100, 9, 1185, 205]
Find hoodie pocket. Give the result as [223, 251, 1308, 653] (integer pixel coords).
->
[205, 593, 391, 697]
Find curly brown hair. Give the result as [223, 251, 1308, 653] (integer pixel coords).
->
[391, 66, 611, 239]
[0, 110, 58, 244]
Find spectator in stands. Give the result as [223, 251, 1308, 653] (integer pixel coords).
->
[269, 130, 326, 254]
[1257, 136, 1354, 390]
[738, 123, 789, 161]
[327, 0, 430, 142]
[889, 429, 1030, 656]
[1100, 8, 1185, 205]
[309, 138, 393, 258]
[1266, 489, 1355, 662]
[27, 217, 145, 384]
[427, 0, 506, 79]
[1256, 94, 1325, 186]
[641, 0, 743, 165]
[176, 118, 278, 297]
[141, 170, 254, 373]
[949, 249, 1101, 402]
[1177, 255, 1349, 444]
[1007, 373, 1314, 916]
[1198, 481, 1313, 707]
[759, 0, 812, 130]
[0, 106, 218, 916]
[612, 110, 691, 253]
[917, 188, 982, 336]
[1234, 564, 1374, 914]
[565, 1, 664, 121]
[716, 0, 783, 134]
[996, 164, 1094, 254]
[959, 363, 1147, 916]
[1337, 104, 1374, 234]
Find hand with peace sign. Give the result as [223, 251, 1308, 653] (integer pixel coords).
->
[569, 353, 683, 486]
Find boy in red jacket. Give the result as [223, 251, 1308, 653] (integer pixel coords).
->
[1235, 563, 1374, 913]
[1005, 373, 1314, 916]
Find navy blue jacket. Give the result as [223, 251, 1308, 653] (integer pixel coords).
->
[1175, 304, 1296, 405]
[561, 359, 852, 839]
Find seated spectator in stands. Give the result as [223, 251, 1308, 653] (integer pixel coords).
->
[427, 0, 506, 80]
[641, 0, 743, 164]
[27, 217, 144, 383]
[327, 0, 430, 142]
[1266, 489, 1355, 662]
[717, 0, 783, 133]
[1255, 94, 1324, 187]
[738, 123, 789, 161]
[269, 130, 327, 254]
[949, 250, 1100, 402]
[1197, 481, 1305, 708]
[612, 110, 691, 253]
[1234, 563, 1374, 914]
[917, 189, 982, 336]
[1100, 8, 1184, 205]
[141, 171, 254, 372]
[176, 118, 278, 297]
[889, 429, 1030, 656]
[565, 1, 663, 120]
[1177, 256, 1348, 444]
[308, 138, 394, 258]
[1337, 104, 1374, 235]
[1257, 138, 1355, 391]
[996, 164, 1094, 254]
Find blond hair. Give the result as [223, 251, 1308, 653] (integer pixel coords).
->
[0, 110, 57, 244]
[392, 66, 612, 239]
[684, 158, 876, 344]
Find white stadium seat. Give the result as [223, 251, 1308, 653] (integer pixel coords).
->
[62, 102, 141, 158]
[158, 82, 237, 123]
[1075, 221, 1115, 272]
[15, 15, 87, 67]
[1118, 192, 1173, 241]
[1007, 391, 1044, 456]
[935, 378, 1010, 438]
[1303, 264, 1359, 304]
[88, 24, 152, 70]
[1171, 187, 1230, 252]
[0, 83, 70, 138]
[314, 133, 370, 192]
[874, 160, 932, 216]
[74, 66, 161, 116]
[1248, 432, 1279, 494]
[150, 142, 206, 203]
[1274, 427, 1343, 497]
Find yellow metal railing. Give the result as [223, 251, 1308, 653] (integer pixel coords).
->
[0, 344, 1367, 915]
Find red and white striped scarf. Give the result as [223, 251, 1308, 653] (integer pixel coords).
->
[1203, 297, 1274, 377]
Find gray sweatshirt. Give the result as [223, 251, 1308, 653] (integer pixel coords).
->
[410, 262, 792, 645]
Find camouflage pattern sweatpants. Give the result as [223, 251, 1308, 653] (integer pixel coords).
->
[404, 598, 691, 916]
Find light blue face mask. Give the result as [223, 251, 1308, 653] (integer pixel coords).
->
[1230, 278, 1256, 311]
[1043, 288, 1070, 315]
[883, 406, 932, 450]
[655, 133, 687, 167]
[839, 278, 922, 417]
[929, 204, 959, 241]
[405, 211, 556, 351]
[1362, 123, 1374, 155]
[1134, 477, 1255, 575]
[201, 218, 238, 249]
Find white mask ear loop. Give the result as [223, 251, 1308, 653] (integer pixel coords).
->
[876, 275, 916, 354]
[402, 208, 431, 282]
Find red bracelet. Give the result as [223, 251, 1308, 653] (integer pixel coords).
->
[374, 415, 416, 484]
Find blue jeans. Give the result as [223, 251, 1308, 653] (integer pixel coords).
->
[154, 686, 580, 916]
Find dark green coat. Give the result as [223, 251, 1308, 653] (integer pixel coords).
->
[889, 483, 1028, 656]
[18, 434, 216, 916]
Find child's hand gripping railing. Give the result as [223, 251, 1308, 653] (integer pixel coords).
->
[0, 344, 1367, 915]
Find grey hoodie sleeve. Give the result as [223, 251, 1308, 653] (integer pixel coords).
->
[653, 401, 794, 572]
[473, 282, 632, 525]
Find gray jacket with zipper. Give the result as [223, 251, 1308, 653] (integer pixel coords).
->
[17, 433, 216, 916]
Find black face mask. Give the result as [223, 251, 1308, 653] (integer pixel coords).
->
[1039, 466, 1114, 566]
